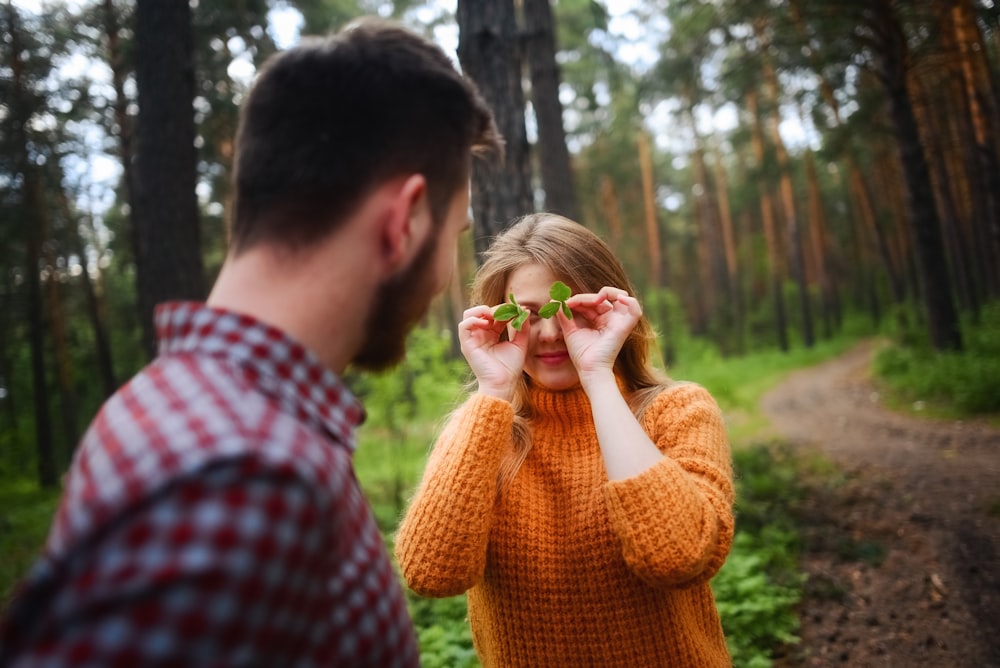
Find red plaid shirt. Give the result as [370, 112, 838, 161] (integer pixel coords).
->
[0, 302, 419, 667]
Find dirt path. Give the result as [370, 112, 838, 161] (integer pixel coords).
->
[760, 340, 1000, 667]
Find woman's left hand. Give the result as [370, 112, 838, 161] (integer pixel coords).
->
[558, 286, 641, 382]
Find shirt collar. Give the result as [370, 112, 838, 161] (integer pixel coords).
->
[154, 301, 366, 450]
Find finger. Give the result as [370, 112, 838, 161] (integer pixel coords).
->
[508, 316, 532, 346]
[565, 292, 602, 307]
[557, 304, 603, 335]
[563, 299, 610, 321]
[587, 289, 641, 318]
[615, 293, 643, 316]
[598, 285, 626, 298]
[556, 309, 581, 335]
[463, 305, 497, 320]
[566, 292, 616, 313]
[458, 316, 494, 334]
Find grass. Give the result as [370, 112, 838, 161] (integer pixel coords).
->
[872, 302, 1000, 422]
[352, 329, 870, 666]
[712, 442, 809, 665]
[668, 335, 863, 441]
[0, 479, 61, 602]
[0, 330, 851, 667]
[355, 423, 445, 532]
[0, 325, 878, 667]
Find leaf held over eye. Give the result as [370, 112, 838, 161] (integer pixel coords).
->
[512, 310, 529, 330]
[549, 281, 572, 302]
[541, 281, 573, 319]
[493, 304, 520, 322]
[494, 293, 530, 330]
[538, 302, 560, 319]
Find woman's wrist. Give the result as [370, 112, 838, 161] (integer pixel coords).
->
[476, 383, 514, 402]
[578, 367, 617, 395]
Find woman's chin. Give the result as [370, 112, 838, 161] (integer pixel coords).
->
[526, 369, 580, 392]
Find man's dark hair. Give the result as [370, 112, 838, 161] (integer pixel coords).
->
[230, 18, 499, 253]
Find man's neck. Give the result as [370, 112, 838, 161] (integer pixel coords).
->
[207, 241, 376, 375]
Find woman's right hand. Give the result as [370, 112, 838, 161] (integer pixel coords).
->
[458, 305, 529, 401]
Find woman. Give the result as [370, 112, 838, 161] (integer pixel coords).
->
[395, 214, 734, 666]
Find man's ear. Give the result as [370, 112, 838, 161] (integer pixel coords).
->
[380, 174, 430, 271]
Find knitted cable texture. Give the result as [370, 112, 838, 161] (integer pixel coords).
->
[395, 381, 734, 667]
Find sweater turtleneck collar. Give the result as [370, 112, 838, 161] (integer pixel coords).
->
[526, 379, 591, 421]
[525, 374, 633, 424]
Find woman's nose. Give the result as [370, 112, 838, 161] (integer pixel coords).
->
[537, 315, 562, 342]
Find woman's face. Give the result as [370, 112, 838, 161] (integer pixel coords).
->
[505, 262, 580, 391]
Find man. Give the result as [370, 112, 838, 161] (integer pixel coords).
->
[0, 18, 498, 667]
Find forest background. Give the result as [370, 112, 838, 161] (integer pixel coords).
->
[1, 0, 999, 666]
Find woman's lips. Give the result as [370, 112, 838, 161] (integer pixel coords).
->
[536, 351, 569, 366]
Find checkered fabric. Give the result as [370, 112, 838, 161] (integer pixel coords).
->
[0, 302, 419, 667]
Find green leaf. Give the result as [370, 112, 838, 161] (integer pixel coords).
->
[493, 304, 519, 321]
[512, 310, 529, 330]
[538, 302, 560, 319]
[549, 281, 572, 301]
[562, 303, 573, 319]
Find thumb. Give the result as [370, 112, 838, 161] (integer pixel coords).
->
[555, 308, 580, 337]
[510, 317, 531, 350]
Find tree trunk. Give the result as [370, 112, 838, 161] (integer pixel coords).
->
[936, 2, 988, 314]
[637, 131, 664, 289]
[789, 0, 905, 306]
[599, 175, 624, 252]
[844, 162, 906, 305]
[873, 0, 962, 351]
[843, 158, 905, 305]
[446, 244, 473, 358]
[907, 63, 981, 319]
[759, 24, 814, 348]
[952, 0, 1000, 298]
[100, 0, 134, 377]
[746, 89, 789, 351]
[803, 150, 839, 338]
[710, 141, 744, 354]
[41, 213, 80, 454]
[774, 136, 814, 348]
[686, 118, 733, 354]
[636, 131, 674, 366]
[522, 0, 579, 220]
[0, 292, 21, 459]
[63, 191, 117, 399]
[457, 0, 534, 262]
[134, 0, 205, 359]
[844, 170, 882, 327]
[103, 0, 139, 271]
[876, 149, 926, 323]
[690, 193, 710, 338]
[6, 3, 59, 486]
[25, 171, 59, 487]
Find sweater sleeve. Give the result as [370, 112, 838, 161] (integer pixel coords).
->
[394, 394, 513, 598]
[602, 383, 735, 588]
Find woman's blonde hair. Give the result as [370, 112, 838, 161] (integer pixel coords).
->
[470, 213, 672, 493]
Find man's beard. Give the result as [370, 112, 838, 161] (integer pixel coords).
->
[351, 233, 438, 371]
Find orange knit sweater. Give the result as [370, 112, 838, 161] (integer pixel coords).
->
[395, 380, 735, 667]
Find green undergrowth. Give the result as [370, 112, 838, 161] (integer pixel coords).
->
[668, 334, 864, 442]
[873, 302, 1000, 419]
[405, 592, 479, 668]
[380, 440, 824, 668]
[713, 442, 816, 666]
[0, 325, 863, 667]
[0, 480, 61, 603]
[357, 327, 861, 667]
